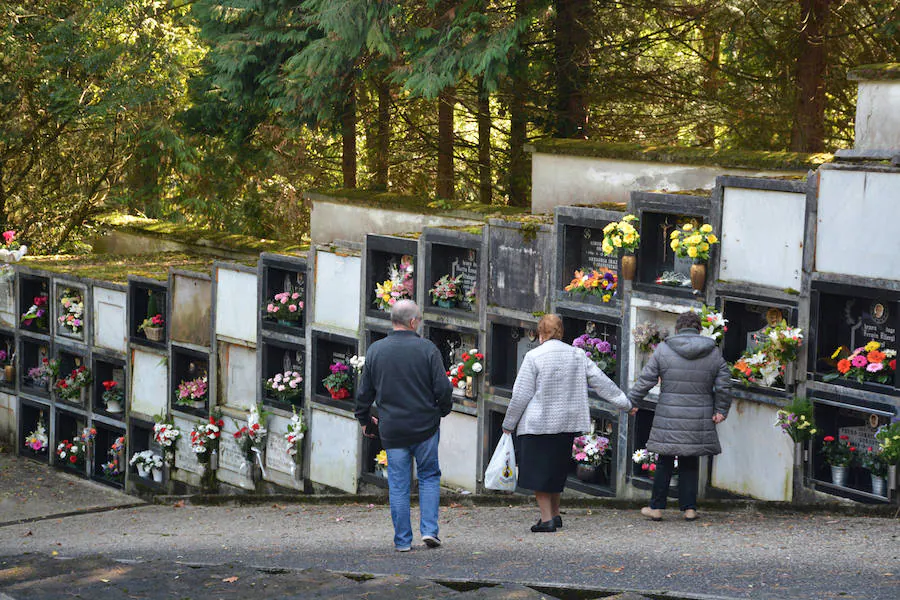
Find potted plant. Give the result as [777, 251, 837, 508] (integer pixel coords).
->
[322, 360, 353, 400]
[153, 415, 182, 468]
[24, 417, 48, 454]
[632, 448, 658, 477]
[731, 321, 804, 389]
[821, 434, 856, 487]
[446, 349, 485, 406]
[429, 274, 464, 309]
[176, 375, 208, 410]
[573, 334, 617, 380]
[775, 397, 817, 473]
[56, 438, 86, 471]
[825, 340, 896, 386]
[264, 290, 304, 326]
[373, 255, 414, 312]
[285, 406, 307, 478]
[374, 449, 388, 478]
[669, 222, 719, 291]
[265, 370, 303, 405]
[0, 230, 27, 262]
[55, 365, 92, 406]
[572, 432, 611, 482]
[861, 448, 888, 497]
[129, 449, 161, 480]
[139, 291, 165, 341]
[57, 288, 85, 336]
[20, 294, 49, 330]
[101, 380, 124, 413]
[600, 214, 640, 280]
[564, 268, 617, 303]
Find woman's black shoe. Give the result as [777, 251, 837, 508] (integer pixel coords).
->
[531, 519, 557, 533]
[553, 515, 563, 529]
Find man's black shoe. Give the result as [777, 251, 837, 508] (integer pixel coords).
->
[530, 519, 557, 533]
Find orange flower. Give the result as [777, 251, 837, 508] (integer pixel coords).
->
[836, 358, 852, 374]
[734, 360, 751, 376]
[867, 350, 885, 364]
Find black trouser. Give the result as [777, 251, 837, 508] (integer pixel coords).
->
[650, 455, 699, 510]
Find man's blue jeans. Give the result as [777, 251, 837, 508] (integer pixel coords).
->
[385, 430, 441, 549]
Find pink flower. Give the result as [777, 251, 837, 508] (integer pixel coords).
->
[299, 301, 304, 309]
[866, 362, 883, 373]
[851, 354, 868, 368]
[288, 304, 298, 312]
[291, 293, 300, 300]
[575, 452, 587, 461]
[2, 231, 15, 244]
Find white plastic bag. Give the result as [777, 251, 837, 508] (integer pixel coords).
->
[484, 432, 517, 491]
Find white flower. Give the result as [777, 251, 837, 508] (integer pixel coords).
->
[208, 424, 219, 433]
[469, 348, 479, 355]
[457, 380, 467, 389]
[59, 451, 67, 459]
[471, 362, 483, 373]
[274, 373, 283, 383]
[632, 449, 648, 463]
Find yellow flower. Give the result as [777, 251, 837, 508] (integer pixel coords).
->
[670, 240, 680, 251]
[831, 347, 842, 359]
[619, 222, 635, 234]
[623, 214, 638, 222]
[706, 234, 718, 244]
[700, 242, 710, 252]
[682, 223, 693, 231]
[603, 223, 616, 234]
[865, 340, 881, 352]
[670, 230, 680, 239]
[687, 246, 698, 258]
[809, 429, 817, 435]
[613, 236, 622, 247]
[601, 242, 614, 254]
[690, 234, 704, 245]
[623, 234, 635, 245]
[700, 224, 713, 233]
[602, 293, 611, 303]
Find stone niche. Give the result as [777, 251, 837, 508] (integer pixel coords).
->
[265, 412, 304, 489]
[711, 399, 794, 501]
[215, 264, 258, 345]
[172, 414, 202, 476]
[310, 330, 357, 410]
[487, 317, 540, 397]
[128, 281, 167, 350]
[488, 219, 553, 314]
[18, 398, 50, 463]
[625, 298, 693, 387]
[425, 322, 479, 409]
[261, 254, 307, 338]
[365, 326, 389, 350]
[422, 228, 481, 318]
[170, 272, 212, 348]
[0, 269, 15, 328]
[53, 279, 88, 344]
[217, 341, 258, 412]
[127, 418, 167, 490]
[308, 406, 359, 493]
[558, 307, 622, 385]
[313, 248, 360, 333]
[717, 177, 807, 291]
[129, 347, 168, 419]
[556, 206, 622, 307]
[630, 192, 711, 297]
[18, 273, 50, 335]
[0, 330, 15, 393]
[92, 286, 127, 354]
[360, 428, 387, 488]
[54, 346, 89, 410]
[259, 339, 305, 411]
[90, 354, 126, 421]
[18, 337, 51, 399]
[364, 234, 418, 321]
[217, 416, 253, 490]
[810, 395, 894, 501]
[170, 346, 210, 418]
[816, 168, 900, 281]
[810, 283, 898, 394]
[53, 407, 87, 476]
[91, 422, 126, 488]
[566, 412, 619, 496]
[438, 411, 478, 492]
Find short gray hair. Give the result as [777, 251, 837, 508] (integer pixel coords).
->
[391, 299, 421, 326]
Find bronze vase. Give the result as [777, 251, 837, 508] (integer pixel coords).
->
[620, 254, 636, 281]
[689, 263, 706, 291]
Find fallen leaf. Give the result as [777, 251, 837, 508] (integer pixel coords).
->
[601, 565, 624, 573]
[883, 573, 893, 577]
[22, 531, 32, 537]
[173, 501, 185, 509]
[449, 503, 462, 509]
[222, 576, 239, 583]
[682, 553, 692, 557]
[51, 551, 58, 556]
[100, 579, 110, 583]
[334, 517, 344, 522]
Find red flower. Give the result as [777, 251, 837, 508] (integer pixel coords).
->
[69, 455, 77, 464]
[839, 435, 849, 441]
[446, 370, 451, 376]
[102, 380, 117, 391]
[868, 446, 873, 452]
[476, 353, 484, 360]
[42, 358, 49, 364]
[891, 359, 897, 371]
[251, 424, 259, 431]
[849, 447, 856, 452]
[823, 436, 835, 442]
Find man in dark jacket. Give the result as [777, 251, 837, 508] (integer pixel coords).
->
[356, 299, 453, 552]
[628, 311, 731, 522]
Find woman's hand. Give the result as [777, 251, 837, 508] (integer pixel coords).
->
[629, 407, 639, 416]
[712, 413, 725, 424]
[502, 428, 513, 435]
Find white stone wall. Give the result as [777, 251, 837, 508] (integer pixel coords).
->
[438, 411, 478, 492]
[314, 250, 361, 332]
[93, 287, 128, 353]
[0, 391, 14, 445]
[214, 267, 257, 344]
[854, 81, 900, 151]
[308, 407, 359, 493]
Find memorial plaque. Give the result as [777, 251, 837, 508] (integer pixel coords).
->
[0, 276, 15, 327]
[515, 328, 541, 371]
[218, 421, 248, 475]
[489, 225, 551, 313]
[451, 252, 478, 301]
[93, 287, 127, 353]
[221, 343, 257, 411]
[216, 267, 258, 343]
[851, 299, 896, 349]
[131, 348, 168, 417]
[265, 414, 295, 475]
[173, 416, 201, 474]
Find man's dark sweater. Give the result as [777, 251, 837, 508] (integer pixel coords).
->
[355, 330, 453, 449]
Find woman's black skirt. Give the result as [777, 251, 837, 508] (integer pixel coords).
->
[516, 432, 576, 493]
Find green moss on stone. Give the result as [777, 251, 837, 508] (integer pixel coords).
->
[307, 189, 528, 219]
[21, 252, 247, 284]
[571, 202, 627, 212]
[528, 140, 831, 171]
[847, 63, 900, 81]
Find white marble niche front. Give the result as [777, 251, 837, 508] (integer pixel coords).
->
[313, 250, 361, 333]
[93, 287, 128, 354]
[626, 297, 695, 392]
[130, 348, 168, 418]
[308, 406, 359, 493]
[215, 266, 258, 345]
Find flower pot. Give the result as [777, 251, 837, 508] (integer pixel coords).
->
[164, 449, 176, 469]
[209, 450, 219, 470]
[136, 463, 148, 478]
[79, 387, 86, 406]
[689, 263, 706, 292]
[191, 399, 205, 410]
[620, 254, 636, 281]
[888, 465, 897, 497]
[376, 467, 387, 479]
[436, 299, 456, 309]
[144, 326, 164, 342]
[152, 467, 163, 483]
[106, 398, 123, 414]
[576, 463, 599, 482]
[830, 465, 849, 487]
[329, 388, 350, 400]
[464, 375, 476, 400]
[871, 474, 887, 497]
[4, 365, 14, 383]
[277, 319, 295, 327]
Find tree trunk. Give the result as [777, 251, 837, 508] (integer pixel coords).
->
[477, 78, 492, 205]
[437, 88, 455, 200]
[790, 0, 831, 153]
[696, 27, 721, 147]
[508, 0, 530, 208]
[375, 79, 390, 190]
[554, 0, 591, 139]
[341, 81, 357, 189]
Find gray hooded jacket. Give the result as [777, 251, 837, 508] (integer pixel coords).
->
[628, 330, 732, 456]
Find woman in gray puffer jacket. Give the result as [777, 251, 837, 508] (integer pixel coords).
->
[628, 311, 731, 522]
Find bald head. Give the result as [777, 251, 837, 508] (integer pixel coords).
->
[391, 299, 422, 330]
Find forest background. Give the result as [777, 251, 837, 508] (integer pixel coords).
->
[2, 0, 898, 253]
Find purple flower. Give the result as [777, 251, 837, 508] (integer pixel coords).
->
[597, 341, 612, 354]
[572, 335, 586, 349]
[330, 362, 349, 374]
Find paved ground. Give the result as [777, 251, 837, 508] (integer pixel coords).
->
[1, 452, 898, 600]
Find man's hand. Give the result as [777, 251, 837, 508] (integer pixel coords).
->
[362, 416, 379, 438]
[712, 413, 725, 424]
[629, 407, 639, 416]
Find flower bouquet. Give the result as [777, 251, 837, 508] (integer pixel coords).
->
[55, 365, 92, 404]
[285, 406, 307, 475]
[130, 449, 164, 480]
[447, 349, 484, 402]
[374, 255, 414, 312]
[698, 305, 727, 344]
[600, 214, 640, 256]
[774, 397, 817, 443]
[191, 414, 224, 466]
[429, 274, 464, 309]
[153, 415, 181, 467]
[139, 291, 165, 341]
[24, 419, 48, 453]
[233, 403, 269, 477]
[875, 422, 900, 466]
[632, 322, 668, 355]
[27, 357, 58, 390]
[655, 270, 691, 287]
[573, 432, 611, 482]
[573, 334, 616, 379]
[0, 230, 27, 262]
[20, 294, 49, 330]
[265, 370, 303, 404]
[101, 380, 124, 413]
[861, 448, 888, 478]
[564, 268, 617, 303]
[101, 436, 126, 481]
[669, 223, 718, 263]
[322, 361, 353, 400]
[731, 321, 803, 388]
[176, 375, 208, 409]
[825, 340, 896, 386]
[57, 289, 85, 335]
[632, 448, 659, 476]
[56, 438, 86, 469]
[265, 290, 304, 324]
[374, 449, 388, 477]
